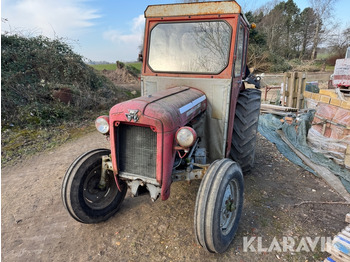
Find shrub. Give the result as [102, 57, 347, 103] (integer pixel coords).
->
[1, 34, 123, 129]
[268, 53, 292, 72]
[326, 54, 345, 66]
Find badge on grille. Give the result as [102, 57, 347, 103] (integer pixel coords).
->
[126, 109, 139, 122]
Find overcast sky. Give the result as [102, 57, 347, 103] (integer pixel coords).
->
[2, 0, 350, 63]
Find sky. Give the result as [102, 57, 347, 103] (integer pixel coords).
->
[2, 0, 350, 63]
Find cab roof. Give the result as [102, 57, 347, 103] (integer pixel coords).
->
[145, 1, 242, 18]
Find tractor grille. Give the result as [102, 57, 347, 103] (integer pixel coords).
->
[116, 124, 157, 179]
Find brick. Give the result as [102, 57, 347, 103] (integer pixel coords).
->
[312, 93, 321, 101]
[333, 108, 350, 127]
[310, 124, 323, 134]
[320, 95, 331, 103]
[312, 116, 322, 125]
[305, 98, 318, 109]
[324, 127, 332, 137]
[319, 89, 338, 98]
[315, 103, 339, 120]
[308, 128, 347, 164]
[310, 124, 332, 137]
[329, 124, 350, 140]
[330, 98, 342, 106]
[303, 91, 312, 98]
[341, 100, 350, 110]
[347, 145, 350, 155]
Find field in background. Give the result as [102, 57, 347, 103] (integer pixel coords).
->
[91, 62, 142, 72]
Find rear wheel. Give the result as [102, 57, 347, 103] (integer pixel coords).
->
[194, 159, 244, 253]
[61, 149, 127, 223]
[230, 88, 261, 173]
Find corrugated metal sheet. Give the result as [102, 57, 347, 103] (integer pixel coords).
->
[145, 1, 241, 18]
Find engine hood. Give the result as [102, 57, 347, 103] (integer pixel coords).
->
[110, 86, 206, 132]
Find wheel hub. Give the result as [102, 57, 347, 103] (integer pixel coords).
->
[220, 179, 238, 235]
[83, 167, 118, 210]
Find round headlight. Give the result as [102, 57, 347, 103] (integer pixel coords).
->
[176, 127, 197, 148]
[95, 116, 109, 134]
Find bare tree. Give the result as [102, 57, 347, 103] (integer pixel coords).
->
[308, 0, 338, 60]
[297, 7, 317, 58]
[328, 26, 350, 57]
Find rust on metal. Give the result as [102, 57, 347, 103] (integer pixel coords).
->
[145, 1, 241, 18]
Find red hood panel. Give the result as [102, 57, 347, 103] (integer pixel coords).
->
[110, 86, 206, 131]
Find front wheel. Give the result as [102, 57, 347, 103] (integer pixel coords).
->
[194, 159, 244, 253]
[61, 149, 127, 223]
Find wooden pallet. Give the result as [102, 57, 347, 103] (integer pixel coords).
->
[281, 72, 306, 109]
[324, 213, 350, 262]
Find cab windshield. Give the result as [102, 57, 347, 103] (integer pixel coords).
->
[148, 21, 232, 74]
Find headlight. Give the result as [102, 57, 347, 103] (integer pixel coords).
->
[176, 127, 197, 148]
[95, 116, 110, 134]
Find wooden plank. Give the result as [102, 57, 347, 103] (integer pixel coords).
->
[277, 130, 350, 202]
[296, 73, 306, 109]
[287, 72, 296, 107]
[260, 110, 291, 116]
[331, 251, 349, 262]
[334, 236, 350, 254]
[324, 256, 337, 262]
[338, 233, 350, 243]
[260, 104, 298, 112]
[345, 226, 350, 233]
[341, 229, 350, 239]
[326, 243, 350, 262]
[282, 73, 288, 106]
[346, 213, 350, 223]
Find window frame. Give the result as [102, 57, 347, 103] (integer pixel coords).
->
[146, 20, 233, 75]
[233, 21, 246, 78]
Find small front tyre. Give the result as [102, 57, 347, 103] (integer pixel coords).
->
[61, 149, 127, 224]
[194, 159, 244, 253]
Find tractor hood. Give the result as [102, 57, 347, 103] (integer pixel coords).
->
[109, 86, 206, 131]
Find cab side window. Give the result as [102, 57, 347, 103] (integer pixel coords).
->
[234, 24, 245, 77]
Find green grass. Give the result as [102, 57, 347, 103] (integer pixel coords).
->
[326, 65, 335, 72]
[127, 62, 142, 71]
[90, 62, 142, 71]
[90, 63, 117, 71]
[316, 53, 330, 60]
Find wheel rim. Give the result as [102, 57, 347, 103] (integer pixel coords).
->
[219, 179, 239, 235]
[83, 166, 118, 210]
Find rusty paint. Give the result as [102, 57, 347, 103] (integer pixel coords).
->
[145, 1, 241, 18]
[109, 87, 207, 201]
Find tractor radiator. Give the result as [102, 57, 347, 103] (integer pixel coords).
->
[116, 124, 157, 179]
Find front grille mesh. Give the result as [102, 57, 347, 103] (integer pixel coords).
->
[116, 124, 157, 179]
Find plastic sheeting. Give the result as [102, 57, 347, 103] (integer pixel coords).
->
[258, 112, 350, 193]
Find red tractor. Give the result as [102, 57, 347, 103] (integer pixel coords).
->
[62, 1, 261, 253]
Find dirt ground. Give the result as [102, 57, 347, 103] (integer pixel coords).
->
[2, 129, 349, 261]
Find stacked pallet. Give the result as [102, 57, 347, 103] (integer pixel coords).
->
[324, 213, 350, 261]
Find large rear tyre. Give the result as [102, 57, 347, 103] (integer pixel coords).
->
[61, 149, 127, 223]
[230, 88, 261, 173]
[194, 159, 244, 253]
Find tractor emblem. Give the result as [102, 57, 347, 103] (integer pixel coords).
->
[125, 109, 139, 122]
